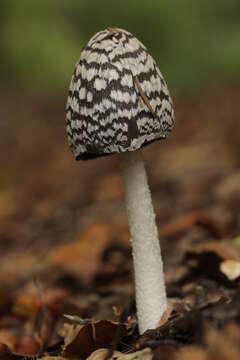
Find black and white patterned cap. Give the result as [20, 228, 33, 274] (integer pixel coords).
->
[66, 28, 174, 160]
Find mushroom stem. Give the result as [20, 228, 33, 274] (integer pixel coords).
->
[120, 149, 167, 334]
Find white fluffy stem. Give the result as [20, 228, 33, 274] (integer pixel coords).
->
[120, 150, 167, 334]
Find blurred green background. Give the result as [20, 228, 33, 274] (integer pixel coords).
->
[1, 0, 240, 97]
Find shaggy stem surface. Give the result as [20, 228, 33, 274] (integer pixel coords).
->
[120, 150, 167, 334]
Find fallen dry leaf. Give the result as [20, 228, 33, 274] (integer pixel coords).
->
[63, 320, 127, 358]
[49, 223, 113, 281]
[13, 293, 41, 318]
[176, 346, 208, 360]
[215, 171, 240, 204]
[40, 357, 66, 360]
[60, 322, 83, 347]
[186, 241, 240, 262]
[0, 343, 20, 360]
[13, 287, 68, 319]
[220, 260, 240, 281]
[13, 335, 41, 357]
[160, 211, 228, 240]
[87, 348, 153, 360]
[157, 301, 174, 328]
[0, 292, 12, 315]
[87, 348, 121, 360]
[40, 357, 65, 360]
[185, 240, 240, 282]
[206, 325, 240, 360]
[0, 330, 16, 351]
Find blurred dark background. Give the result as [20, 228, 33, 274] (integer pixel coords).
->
[0, 0, 240, 287]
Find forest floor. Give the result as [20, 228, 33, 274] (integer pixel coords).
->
[0, 82, 240, 359]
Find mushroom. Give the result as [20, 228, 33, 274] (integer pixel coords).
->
[66, 28, 174, 334]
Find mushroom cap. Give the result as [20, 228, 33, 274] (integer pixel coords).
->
[66, 28, 174, 160]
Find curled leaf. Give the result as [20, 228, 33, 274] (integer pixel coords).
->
[220, 260, 240, 281]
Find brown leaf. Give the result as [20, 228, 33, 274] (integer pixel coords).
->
[185, 240, 240, 282]
[186, 241, 240, 263]
[157, 301, 174, 328]
[176, 346, 208, 360]
[220, 260, 240, 281]
[87, 348, 121, 360]
[13, 335, 41, 357]
[0, 292, 12, 315]
[63, 320, 127, 358]
[0, 343, 20, 360]
[60, 323, 83, 347]
[153, 344, 177, 360]
[43, 288, 69, 317]
[49, 223, 113, 281]
[161, 211, 228, 239]
[205, 325, 240, 360]
[13, 293, 41, 318]
[185, 238, 240, 284]
[13, 287, 68, 320]
[87, 347, 153, 360]
[0, 330, 16, 351]
[215, 172, 240, 204]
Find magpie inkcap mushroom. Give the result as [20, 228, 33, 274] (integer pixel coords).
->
[65, 27, 174, 334]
